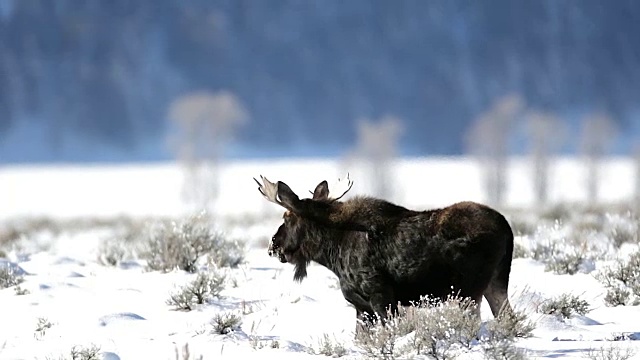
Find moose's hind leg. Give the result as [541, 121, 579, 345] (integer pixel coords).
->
[484, 277, 513, 319]
[484, 242, 514, 319]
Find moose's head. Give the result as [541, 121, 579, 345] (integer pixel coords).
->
[254, 174, 354, 281]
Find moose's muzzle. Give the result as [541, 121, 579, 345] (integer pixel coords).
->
[268, 236, 287, 263]
[267, 237, 277, 257]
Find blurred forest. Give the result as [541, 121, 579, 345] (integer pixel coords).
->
[0, 0, 639, 163]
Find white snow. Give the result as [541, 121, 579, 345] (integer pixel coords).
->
[0, 156, 639, 359]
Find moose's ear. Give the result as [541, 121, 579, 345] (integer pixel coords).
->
[276, 181, 301, 210]
[312, 180, 329, 200]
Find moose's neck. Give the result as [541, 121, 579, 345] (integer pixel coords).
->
[303, 226, 363, 277]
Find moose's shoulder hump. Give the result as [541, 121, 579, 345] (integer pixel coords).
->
[345, 195, 406, 209]
[344, 195, 378, 203]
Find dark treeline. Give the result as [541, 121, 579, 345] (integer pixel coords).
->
[0, 0, 639, 163]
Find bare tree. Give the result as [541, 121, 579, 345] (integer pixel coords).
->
[167, 90, 248, 211]
[465, 94, 523, 207]
[578, 112, 618, 206]
[524, 111, 566, 207]
[344, 115, 404, 199]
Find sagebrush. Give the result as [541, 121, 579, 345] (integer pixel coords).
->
[69, 344, 101, 360]
[143, 214, 244, 273]
[0, 266, 24, 289]
[596, 250, 640, 306]
[538, 293, 590, 319]
[96, 238, 130, 266]
[210, 312, 242, 335]
[312, 333, 348, 357]
[34, 317, 53, 340]
[354, 295, 533, 360]
[46, 344, 101, 360]
[586, 342, 636, 360]
[166, 269, 226, 311]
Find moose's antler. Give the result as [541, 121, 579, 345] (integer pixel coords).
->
[307, 173, 355, 201]
[254, 175, 285, 207]
[328, 173, 353, 201]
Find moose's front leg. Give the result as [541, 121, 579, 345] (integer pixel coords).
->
[360, 272, 397, 325]
[342, 286, 396, 336]
[341, 273, 396, 327]
[368, 288, 397, 325]
[340, 283, 377, 334]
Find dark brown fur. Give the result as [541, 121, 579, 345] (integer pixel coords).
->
[264, 179, 514, 325]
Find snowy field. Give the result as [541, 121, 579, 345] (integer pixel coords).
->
[1, 156, 639, 359]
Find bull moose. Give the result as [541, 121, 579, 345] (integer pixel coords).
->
[254, 174, 514, 326]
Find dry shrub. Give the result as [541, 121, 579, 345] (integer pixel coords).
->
[312, 333, 348, 357]
[595, 250, 640, 306]
[0, 265, 24, 289]
[538, 293, 590, 319]
[142, 213, 244, 273]
[210, 312, 242, 335]
[166, 269, 226, 311]
[354, 295, 532, 359]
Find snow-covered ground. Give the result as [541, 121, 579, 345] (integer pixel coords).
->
[0, 156, 639, 359]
